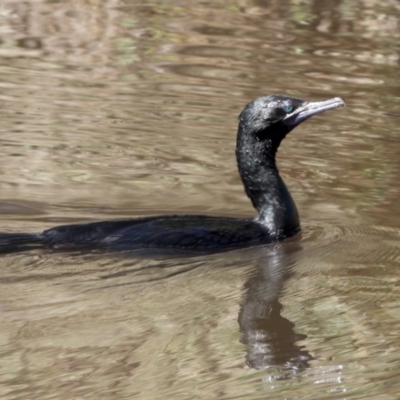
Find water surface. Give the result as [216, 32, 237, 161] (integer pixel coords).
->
[0, 0, 400, 398]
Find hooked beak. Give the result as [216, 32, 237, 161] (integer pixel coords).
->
[283, 97, 345, 128]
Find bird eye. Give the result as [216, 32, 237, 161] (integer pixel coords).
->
[283, 104, 293, 113]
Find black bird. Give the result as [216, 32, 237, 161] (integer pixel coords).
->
[0, 95, 344, 254]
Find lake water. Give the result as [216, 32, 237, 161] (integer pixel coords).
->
[0, 0, 400, 399]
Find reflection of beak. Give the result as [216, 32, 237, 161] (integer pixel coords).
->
[283, 97, 346, 128]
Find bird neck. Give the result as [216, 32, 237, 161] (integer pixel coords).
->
[236, 125, 300, 238]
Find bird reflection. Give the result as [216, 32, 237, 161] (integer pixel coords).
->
[70, 240, 312, 376]
[238, 242, 312, 376]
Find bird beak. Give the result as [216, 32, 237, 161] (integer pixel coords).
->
[283, 97, 345, 128]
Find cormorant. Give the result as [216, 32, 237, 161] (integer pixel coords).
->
[0, 95, 345, 253]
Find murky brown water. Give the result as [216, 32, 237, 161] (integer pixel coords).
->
[0, 0, 400, 398]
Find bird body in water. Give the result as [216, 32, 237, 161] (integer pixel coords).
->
[0, 95, 345, 253]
